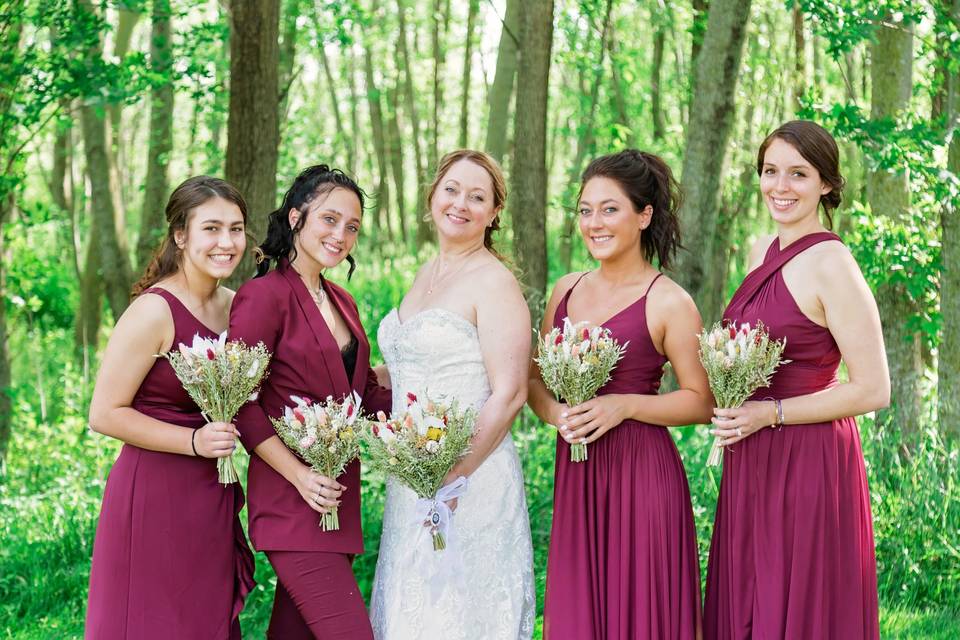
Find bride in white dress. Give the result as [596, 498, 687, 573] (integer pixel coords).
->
[370, 150, 535, 639]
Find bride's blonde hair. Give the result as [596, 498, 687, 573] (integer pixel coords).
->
[426, 149, 506, 260]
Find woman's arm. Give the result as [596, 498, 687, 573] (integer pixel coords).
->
[88, 294, 238, 458]
[448, 268, 532, 479]
[561, 280, 715, 444]
[712, 246, 890, 445]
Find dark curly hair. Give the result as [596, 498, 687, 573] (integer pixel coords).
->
[579, 149, 683, 269]
[256, 165, 366, 280]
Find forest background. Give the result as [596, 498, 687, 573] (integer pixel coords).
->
[1, 0, 958, 637]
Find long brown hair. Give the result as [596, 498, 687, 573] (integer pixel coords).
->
[756, 120, 845, 229]
[131, 176, 248, 298]
[426, 149, 507, 259]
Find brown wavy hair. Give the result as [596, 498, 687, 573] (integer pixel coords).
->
[130, 176, 248, 298]
[426, 149, 507, 259]
[757, 120, 845, 229]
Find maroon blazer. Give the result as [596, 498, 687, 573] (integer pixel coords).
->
[230, 262, 391, 553]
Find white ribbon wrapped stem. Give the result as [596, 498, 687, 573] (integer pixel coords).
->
[413, 475, 468, 551]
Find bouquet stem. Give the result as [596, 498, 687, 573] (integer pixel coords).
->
[432, 531, 446, 551]
[217, 454, 239, 484]
[570, 441, 588, 463]
[706, 438, 723, 466]
[321, 506, 340, 531]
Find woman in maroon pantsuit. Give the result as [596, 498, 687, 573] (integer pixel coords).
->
[230, 166, 391, 639]
[704, 121, 889, 639]
[529, 151, 713, 639]
[85, 177, 255, 640]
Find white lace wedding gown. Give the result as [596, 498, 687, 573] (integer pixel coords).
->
[370, 308, 535, 640]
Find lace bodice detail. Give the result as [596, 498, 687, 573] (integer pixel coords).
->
[378, 308, 491, 414]
[370, 308, 535, 640]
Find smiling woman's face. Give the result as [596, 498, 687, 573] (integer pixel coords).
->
[429, 159, 498, 244]
[290, 187, 363, 271]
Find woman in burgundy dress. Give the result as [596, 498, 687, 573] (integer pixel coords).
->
[704, 120, 889, 639]
[85, 176, 256, 639]
[529, 150, 713, 639]
[229, 165, 391, 639]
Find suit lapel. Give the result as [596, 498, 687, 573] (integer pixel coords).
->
[324, 281, 371, 397]
[279, 265, 352, 398]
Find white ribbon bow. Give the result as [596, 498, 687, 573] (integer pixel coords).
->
[413, 476, 468, 549]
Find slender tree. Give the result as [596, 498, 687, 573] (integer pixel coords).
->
[673, 0, 752, 320]
[484, 0, 520, 164]
[137, 0, 174, 270]
[395, 0, 431, 243]
[458, 0, 480, 148]
[362, 1, 391, 234]
[939, 0, 960, 436]
[868, 15, 922, 437]
[78, 0, 134, 322]
[510, 0, 554, 311]
[225, 0, 280, 285]
[650, 3, 667, 140]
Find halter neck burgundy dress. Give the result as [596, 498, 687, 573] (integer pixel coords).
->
[543, 273, 702, 640]
[85, 288, 255, 640]
[704, 232, 879, 639]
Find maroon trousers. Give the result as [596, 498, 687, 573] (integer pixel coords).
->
[266, 551, 373, 640]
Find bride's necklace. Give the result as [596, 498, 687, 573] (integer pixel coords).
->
[427, 247, 483, 296]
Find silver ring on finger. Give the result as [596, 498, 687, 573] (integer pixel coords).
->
[736, 427, 743, 437]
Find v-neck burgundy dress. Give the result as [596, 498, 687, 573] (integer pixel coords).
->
[543, 273, 702, 640]
[85, 288, 255, 640]
[703, 232, 879, 639]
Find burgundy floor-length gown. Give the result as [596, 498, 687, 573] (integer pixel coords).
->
[543, 273, 703, 640]
[704, 232, 879, 640]
[85, 288, 255, 640]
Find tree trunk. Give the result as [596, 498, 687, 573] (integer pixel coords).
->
[109, 5, 142, 222]
[386, 82, 408, 241]
[868, 17, 922, 438]
[651, 9, 666, 140]
[225, 0, 280, 285]
[939, 0, 960, 437]
[458, 0, 480, 148]
[396, 0, 431, 243]
[792, 3, 806, 110]
[137, 0, 174, 271]
[673, 0, 752, 319]
[0, 10, 22, 470]
[362, 10, 391, 235]
[607, 26, 634, 147]
[510, 0, 553, 313]
[316, 39, 350, 169]
[77, 0, 133, 320]
[484, 0, 520, 164]
[430, 0, 445, 170]
[278, 0, 301, 125]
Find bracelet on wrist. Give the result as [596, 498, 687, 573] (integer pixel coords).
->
[775, 399, 784, 428]
[191, 428, 200, 457]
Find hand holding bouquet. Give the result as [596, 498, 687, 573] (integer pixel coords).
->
[165, 332, 270, 484]
[698, 321, 788, 466]
[271, 392, 363, 531]
[535, 317, 628, 462]
[363, 392, 474, 550]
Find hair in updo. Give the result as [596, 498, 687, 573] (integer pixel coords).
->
[256, 164, 366, 280]
[756, 120, 845, 229]
[578, 149, 683, 269]
[131, 176, 248, 298]
[426, 149, 507, 260]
